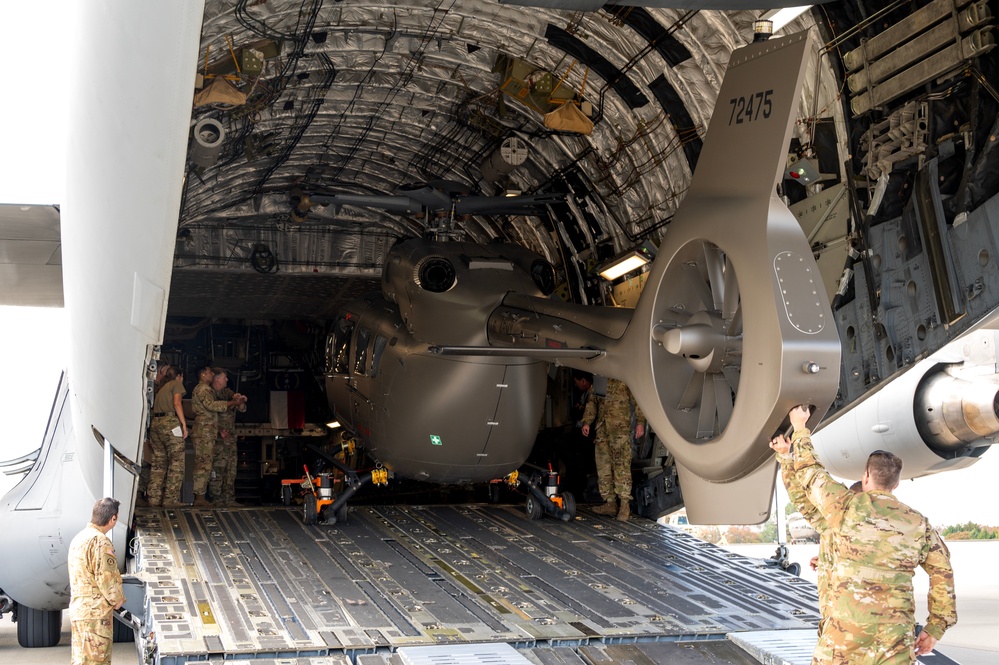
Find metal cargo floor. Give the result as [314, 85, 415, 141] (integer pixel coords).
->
[131, 505, 820, 664]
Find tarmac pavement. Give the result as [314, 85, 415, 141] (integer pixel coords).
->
[0, 613, 138, 665]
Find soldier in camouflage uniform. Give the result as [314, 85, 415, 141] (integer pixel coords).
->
[774, 433, 860, 633]
[137, 364, 173, 506]
[68, 497, 124, 665]
[148, 367, 187, 507]
[191, 367, 246, 507]
[208, 367, 247, 506]
[581, 378, 645, 521]
[772, 405, 956, 664]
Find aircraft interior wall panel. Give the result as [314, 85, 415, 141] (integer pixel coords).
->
[131, 505, 819, 663]
[834, 189, 999, 411]
[949, 194, 999, 323]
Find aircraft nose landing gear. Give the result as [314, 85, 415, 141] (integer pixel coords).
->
[510, 467, 577, 522]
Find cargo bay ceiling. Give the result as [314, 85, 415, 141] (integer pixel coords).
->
[169, 0, 998, 326]
[172, 0, 812, 319]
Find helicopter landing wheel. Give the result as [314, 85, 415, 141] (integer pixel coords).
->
[560, 491, 576, 520]
[525, 494, 543, 521]
[303, 493, 318, 525]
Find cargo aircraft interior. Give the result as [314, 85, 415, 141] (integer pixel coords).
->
[1, 0, 998, 662]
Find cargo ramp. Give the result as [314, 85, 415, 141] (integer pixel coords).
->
[127, 505, 822, 664]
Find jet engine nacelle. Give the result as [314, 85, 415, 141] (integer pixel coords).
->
[811, 360, 998, 480]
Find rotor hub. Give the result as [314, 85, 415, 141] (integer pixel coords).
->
[657, 311, 742, 374]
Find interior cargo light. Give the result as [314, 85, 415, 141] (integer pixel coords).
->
[326, 420, 341, 429]
[598, 241, 657, 281]
[760, 6, 812, 32]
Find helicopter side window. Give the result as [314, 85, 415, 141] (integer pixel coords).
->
[354, 327, 371, 375]
[370, 335, 388, 377]
[324, 333, 336, 373]
[331, 315, 354, 375]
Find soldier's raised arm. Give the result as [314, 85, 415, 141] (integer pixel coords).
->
[786, 407, 853, 531]
[775, 443, 828, 533]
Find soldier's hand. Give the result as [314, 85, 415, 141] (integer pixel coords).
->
[220, 429, 230, 440]
[809, 555, 818, 571]
[788, 404, 810, 431]
[769, 434, 791, 455]
[914, 630, 937, 656]
[581, 424, 590, 437]
[635, 423, 645, 438]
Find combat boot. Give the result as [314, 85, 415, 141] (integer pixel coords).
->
[135, 494, 151, 507]
[161, 501, 184, 509]
[616, 500, 631, 522]
[592, 498, 618, 515]
[192, 494, 214, 508]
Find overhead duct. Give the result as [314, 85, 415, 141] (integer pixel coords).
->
[190, 117, 225, 168]
[481, 137, 530, 182]
[848, 0, 994, 115]
[846, 2, 990, 95]
[843, 0, 977, 71]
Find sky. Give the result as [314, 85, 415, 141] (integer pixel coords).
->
[1, 2, 998, 528]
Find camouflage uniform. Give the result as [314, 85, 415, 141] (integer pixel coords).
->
[148, 377, 187, 505]
[68, 523, 124, 665]
[775, 448, 834, 623]
[191, 382, 231, 496]
[209, 386, 239, 505]
[791, 429, 957, 664]
[582, 378, 644, 504]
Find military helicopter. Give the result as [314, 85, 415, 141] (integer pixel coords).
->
[316, 32, 842, 526]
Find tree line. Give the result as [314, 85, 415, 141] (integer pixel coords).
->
[941, 522, 999, 540]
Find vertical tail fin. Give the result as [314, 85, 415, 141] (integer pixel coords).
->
[615, 32, 841, 523]
[687, 32, 811, 200]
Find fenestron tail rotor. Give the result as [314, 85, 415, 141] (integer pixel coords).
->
[656, 240, 742, 442]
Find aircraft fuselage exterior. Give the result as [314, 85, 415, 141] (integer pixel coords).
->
[325, 239, 555, 483]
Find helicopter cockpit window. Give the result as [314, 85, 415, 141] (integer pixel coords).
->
[354, 327, 371, 375]
[370, 334, 388, 377]
[331, 315, 354, 375]
[324, 334, 335, 373]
